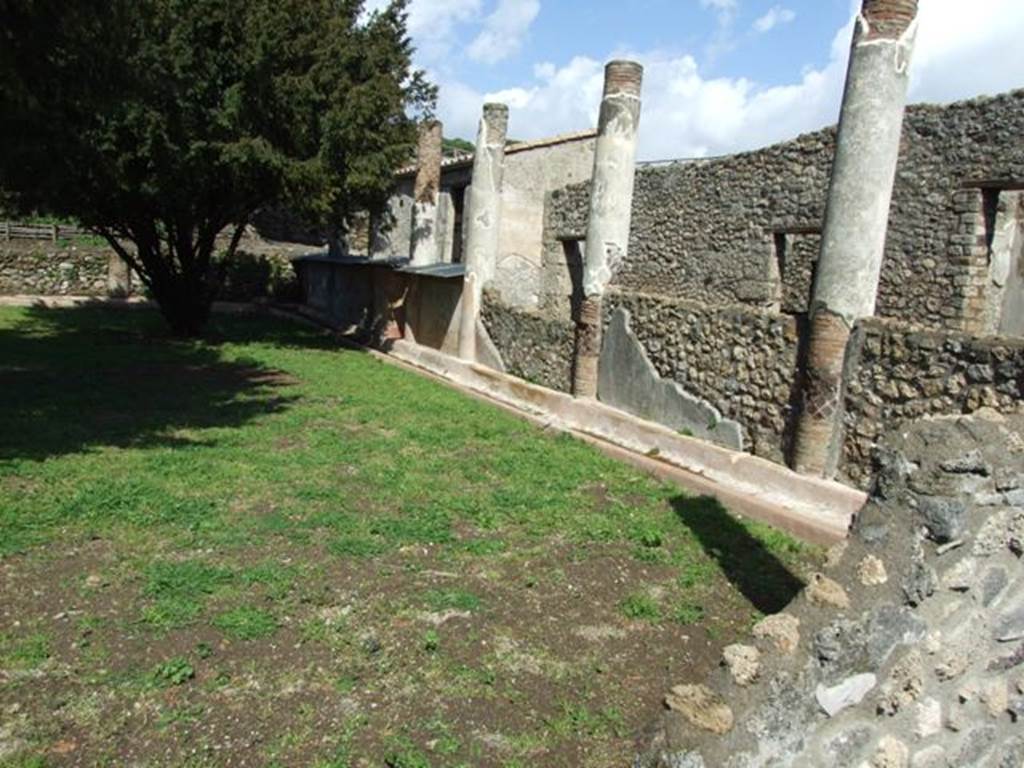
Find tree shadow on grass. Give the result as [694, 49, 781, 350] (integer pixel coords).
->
[0, 305, 309, 463]
[671, 495, 805, 615]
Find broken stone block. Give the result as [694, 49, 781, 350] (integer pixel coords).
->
[982, 678, 1009, 718]
[664, 685, 734, 735]
[914, 697, 942, 739]
[815, 673, 877, 718]
[980, 566, 1008, 607]
[872, 736, 909, 768]
[918, 496, 966, 543]
[910, 745, 946, 768]
[753, 613, 800, 654]
[877, 650, 924, 715]
[940, 557, 976, 592]
[858, 555, 889, 586]
[722, 644, 760, 687]
[995, 601, 1024, 643]
[955, 726, 998, 766]
[807, 573, 851, 609]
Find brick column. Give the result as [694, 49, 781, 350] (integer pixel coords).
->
[792, 0, 919, 478]
[410, 120, 443, 267]
[572, 60, 644, 398]
[458, 103, 509, 362]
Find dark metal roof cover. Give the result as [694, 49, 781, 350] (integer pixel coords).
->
[397, 262, 466, 279]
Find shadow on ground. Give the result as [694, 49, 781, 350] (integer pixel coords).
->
[0, 306, 320, 463]
[671, 495, 805, 615]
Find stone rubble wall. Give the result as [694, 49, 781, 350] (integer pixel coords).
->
[483, 278, 1024, 487]
[603, 291, 802, 464]
[0, 243, 111, 296]
[0, 240, 303, 303]
[842, 320, 1024, 488]
[480, 290, 576, 393]
[481, 89, 1024, 485]
[546, 90, 1024, 330]
[637, 411, 1024, 768]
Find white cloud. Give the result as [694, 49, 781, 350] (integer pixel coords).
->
[364, 0, 482, 62]
[435, 0, 1024, 161]
[700, 0, 737, 13]
[754, 6, 796, 34]
[467, 0, 541, 64]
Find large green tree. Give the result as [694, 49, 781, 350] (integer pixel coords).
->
[0, 0, 434, 335]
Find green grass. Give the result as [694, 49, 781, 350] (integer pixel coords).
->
[0, 632, 52, 670]
[620, 593, 662, 623]
[213, 606, 278, 640]
[0, 306, 819, 767]
[424, 589, 481, 613]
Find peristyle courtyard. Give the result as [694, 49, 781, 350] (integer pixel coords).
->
[0, 306, 817, 768]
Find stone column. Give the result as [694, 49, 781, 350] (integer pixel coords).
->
[457, 103, 509, 361]
[573, 60, 644, 398]
[107, 252, 132, 297]
[410, 120, 443, 267]
[792, 0, 919, 477]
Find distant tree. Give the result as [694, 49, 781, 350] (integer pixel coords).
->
[0, 0, 434, 335]
[442, 137, 475, 158]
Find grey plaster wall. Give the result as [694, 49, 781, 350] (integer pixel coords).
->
[369, 179, 415, 260]
[604, 291, 802, 464]
[599, 308, 744, 450]
[546, 90, 1024, 330]
[488, 135, 596, 311]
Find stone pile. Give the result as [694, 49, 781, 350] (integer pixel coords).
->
[637, 410, 1024, 767]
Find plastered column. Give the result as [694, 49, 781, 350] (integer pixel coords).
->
[573, 60, 644, 398]
[457, 103, 509, 361]
[793, 0, 918, 478]
[106, 252, 132, 297]
[410, 120, 443, 267]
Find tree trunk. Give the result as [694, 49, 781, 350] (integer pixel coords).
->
[138, 241, 218, 338]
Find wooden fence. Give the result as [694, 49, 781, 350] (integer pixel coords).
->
[1, 222, 89, 242]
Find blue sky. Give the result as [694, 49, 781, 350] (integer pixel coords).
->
[471, 1, 849, 92]
[368, 0, 1024, 160]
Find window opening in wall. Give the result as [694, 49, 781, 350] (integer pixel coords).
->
[773, 231, 788, 280]
[772, 227, 821, 316]
[995, 192, 1024, 337]
[562, 239, 585, 316]
[983, 188, 1000, 252]
[451, 186, 466, 263]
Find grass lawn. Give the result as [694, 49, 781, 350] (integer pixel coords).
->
[0, 306, 820, 768]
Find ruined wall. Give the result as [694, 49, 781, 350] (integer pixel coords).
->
[0, 243, 111, 296]
[842, 321, 1024, 488]
[470, 90, 1024, 484]
[481, 291, 575, 392]
[638, 411, 1024, 768]
[546, 90, 1024, 329]
[604, 292, 801, 464]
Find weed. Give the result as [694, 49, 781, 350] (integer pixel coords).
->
[384, 737, 433, 768]
[422, 630, 440, 653]
[0, 633, 51, 670]
[674, 601, 706, 625]
[141, 561, 233, 630]
[424, 589, 480, 613]
[152, 657, 195, 687]
[213, 606, 278, 640]
[547, 701, 626, 738]
[620, 593, 662, 623]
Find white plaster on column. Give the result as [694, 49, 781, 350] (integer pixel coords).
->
[458, 104, 509, 361]
[581, 70, 644, 299]
[812, 22, 917, 326]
